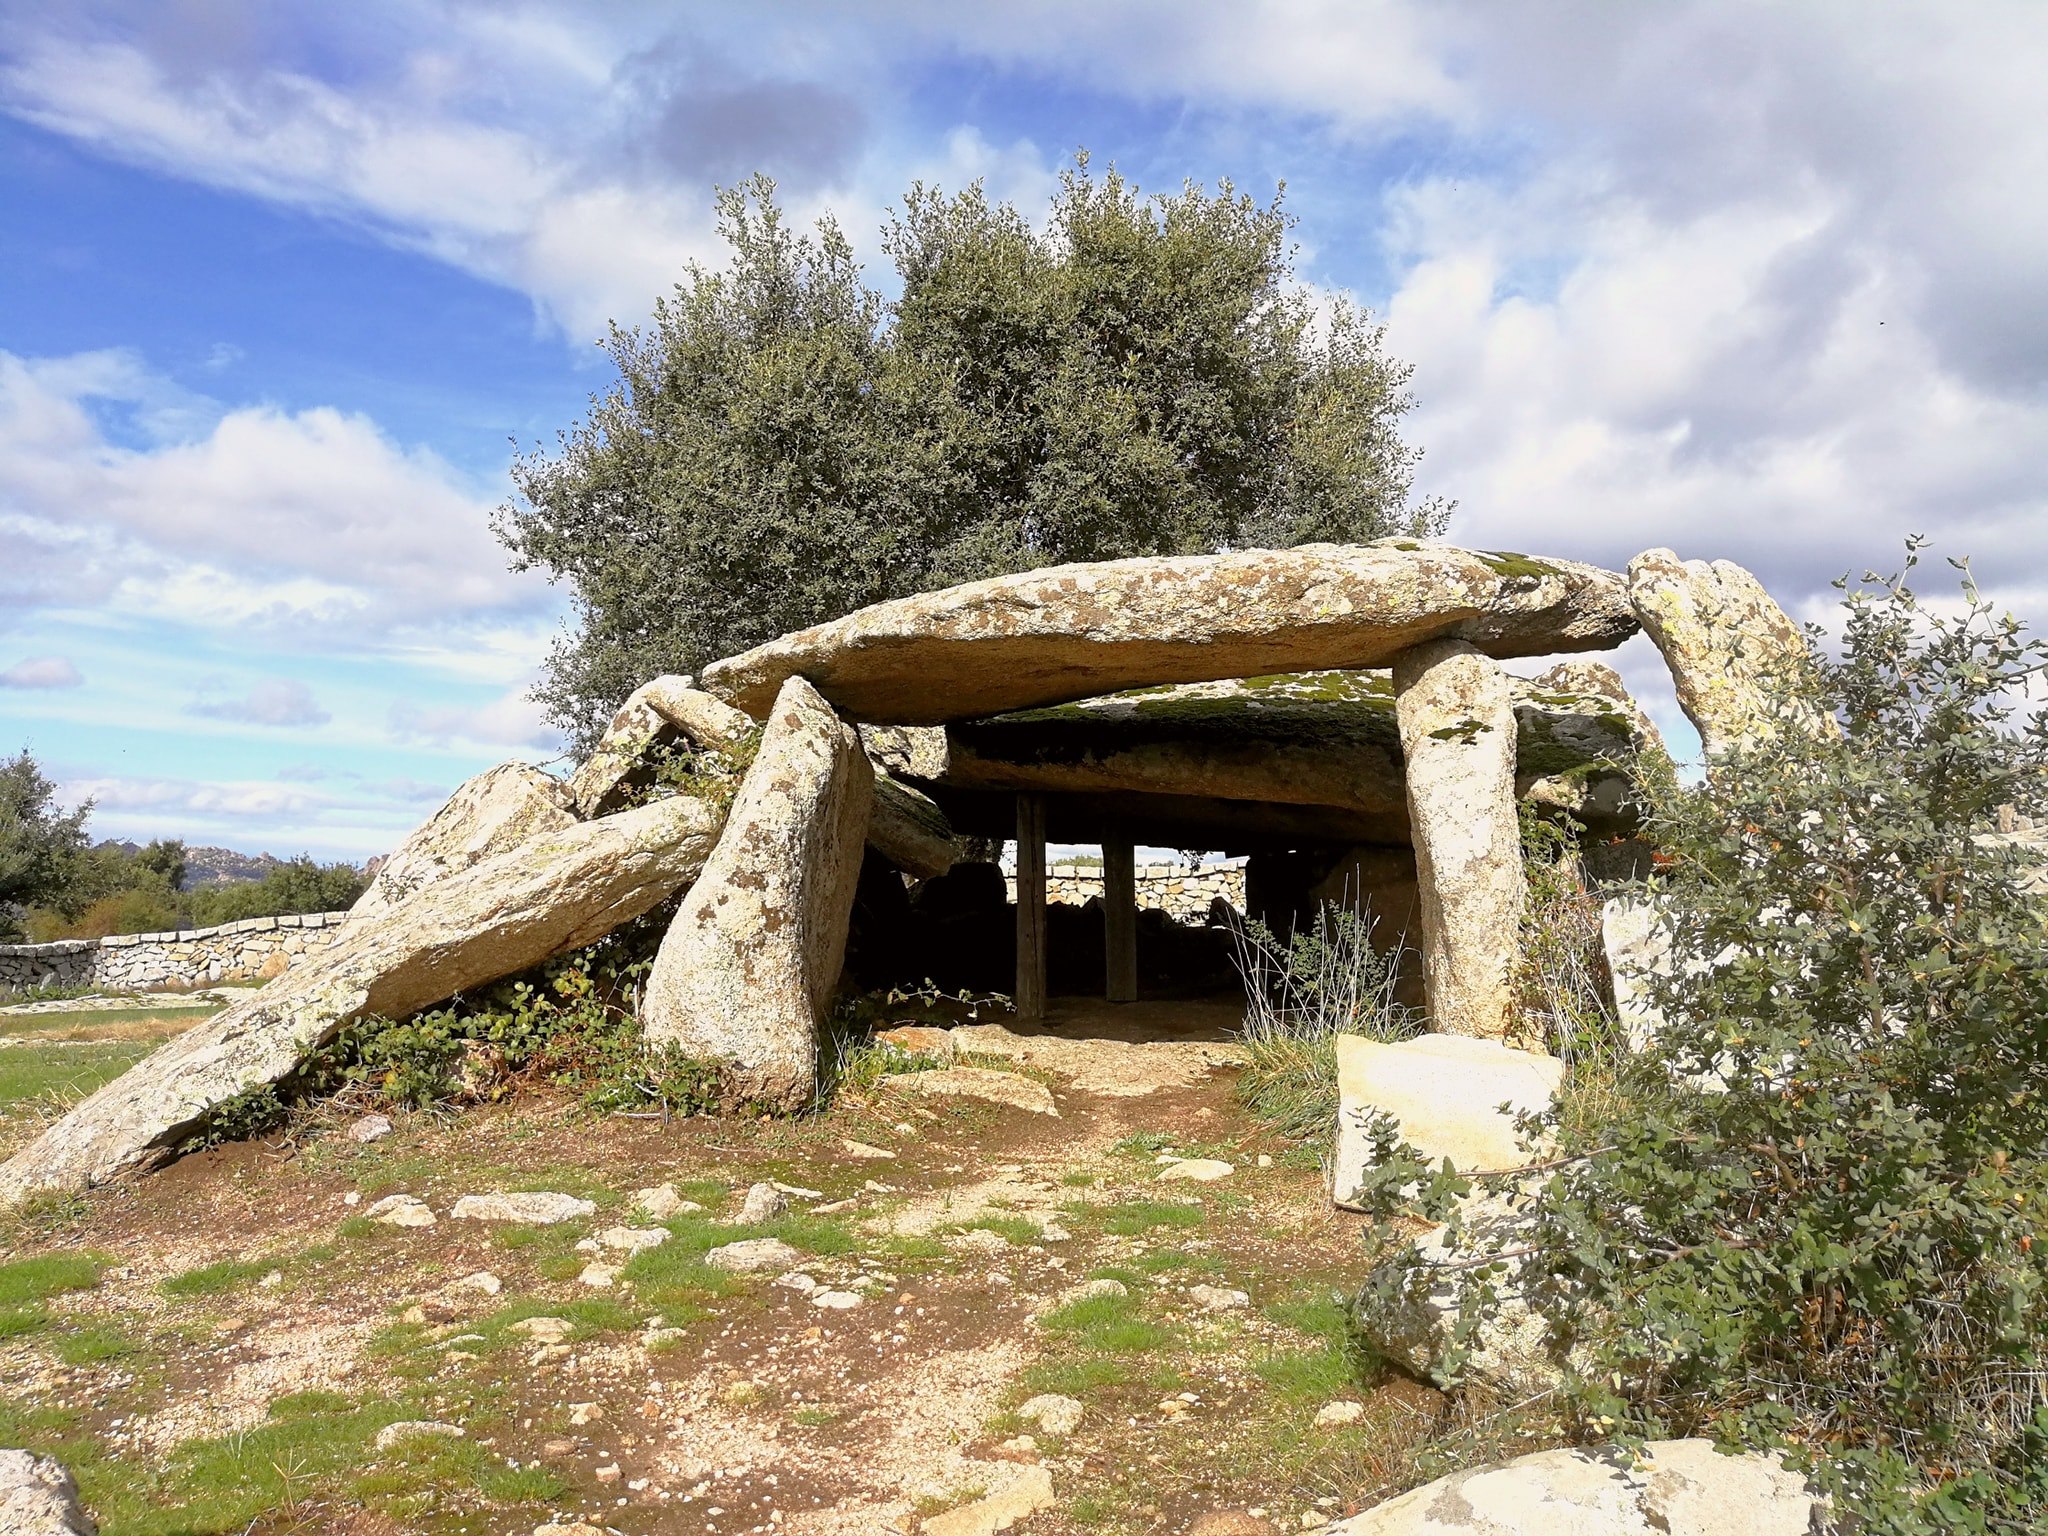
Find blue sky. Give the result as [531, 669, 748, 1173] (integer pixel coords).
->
[3, 2, 2043, 861]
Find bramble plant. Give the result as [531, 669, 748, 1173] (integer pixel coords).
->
[1452, 546, 2048, 1528]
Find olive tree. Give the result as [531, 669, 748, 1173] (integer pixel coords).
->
[499, 158, 1446, 746]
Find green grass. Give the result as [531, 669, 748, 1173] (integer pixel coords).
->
[1038, 1291, 1175, 1355]
[52, 1321, 139, 1366]
[1091, 1199, 1205, 1237]
[0, 1002, 220, 1036]
[0, 1251, 107, 1305]
[0, 1042, 156, 1113]
[949, 1213, 1045, 1246]
[159, 1257, 275, 1299]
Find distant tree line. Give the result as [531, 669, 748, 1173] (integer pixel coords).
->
[0, 751, 364, 942]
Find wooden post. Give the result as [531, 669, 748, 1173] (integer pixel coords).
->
[1014, 795, 1048, 1021]
[1103, 838, 1138, 1003]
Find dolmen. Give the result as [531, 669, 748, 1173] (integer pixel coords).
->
[0, 539, 1810, 1207]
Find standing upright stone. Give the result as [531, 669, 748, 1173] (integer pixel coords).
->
[1392, 639, 1525, 1039]
[1627, 548, 1828, 759]
[641, 676, 874, 1110]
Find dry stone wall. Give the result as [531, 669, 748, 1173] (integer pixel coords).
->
[0, 912, 351, 995]
[1003, 863, 1245, 923]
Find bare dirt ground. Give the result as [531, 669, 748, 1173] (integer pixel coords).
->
[0, 999, 1450, 1536]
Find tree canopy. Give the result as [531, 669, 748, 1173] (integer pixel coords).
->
[500, 158, 1447, 746]
[0, 751, 90, 937]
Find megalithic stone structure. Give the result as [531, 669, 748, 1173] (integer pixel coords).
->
[1392, 638, 1527, 1040]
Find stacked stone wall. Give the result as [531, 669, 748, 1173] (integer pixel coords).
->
[0, 912, 352, 995]
[1004, 863, 1246, 923]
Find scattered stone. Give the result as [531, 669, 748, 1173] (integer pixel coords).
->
[593, 1463, 622, 1485]
[840, 1138, 897, 1160]
[705, 1238, 805, 1274]
[1188, 1515, 1280, 1536]
[449, 1270, 502, 1295]
[1157, 1158, 1233, 1183]
[597, 1225, 671, 1253]
[1331, 1033, 1563, 1211]
[577, 1263, 620, 1288]
[891, 1067, 1059, 1116]
[919, 1464, 1057, 1536]
[1392, 637, 1526, 1040]
[533, 1523, 607, 1536]
[773, 1179, 826, 1199]
[567, 1402, 604, 1427]
[812, 1197, 859, 1214]
[774, 1271, 820, 1294]
[1313, 1401, 1366, 1427]
[810, 1289, 862, 1310]
[373, 1420, 464, 1452]
[703, 542, 1637, 723]
[450, 1191, 596, 1225]
[642, 675, 874, 1110]
[1305, 1438, 1816, 1535]
[508, 1316, 573, 1344]
[642, 1327, 688, 1350]
[1061, 1278, 1127, 1304]
[631, 1182, 696, 1220]
[735, 1182, 788, 1224]
[364, 1194, 435, 1228]
[347, 1112, 393, 1144]
[258, 1270, 282, 1289]
[1191, 1285, 1251, 1312]
[0, 1448, 94, 1536]
[1016, 1394, 1084, 1436]
[873, 1024, 956, 1058]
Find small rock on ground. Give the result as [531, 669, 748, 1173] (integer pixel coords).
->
[1191, 1284, 1251, 1311]
[920, 1465, 1056, 1536]
[1017, 1393, 1084, 1436]
[507, 1316, 573, 1344]
[374, 1420, 464, 1452]
[841, 1138, 897, 1159]
[810, 1289, 862, 1310]
[347, 1112, 393, 1143]
[450, 1191, 596, 1225]
[894, 1066, 1059, 1116]
[1314, 1401, 1366, 1427]
[1188, 1515, 1280, 1536]
[631, 1182, 699, 1220]
[735, 1181, 788, 1223]
[448, 1270, 501, 1294]
[577, 1263, 620, 1288]
[364, 1194, 435, 1228]
[1158, 1158, 1234, 1182]
[0, 1448, 94, 1536]
[597, 1225, 670, 1253]
[706, 1238, 804, 1273]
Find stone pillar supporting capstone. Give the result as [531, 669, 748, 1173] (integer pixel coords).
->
[1391, 638, 1527, 1040]
[1102, 838, 1138, 1003]
[1014, 795, 1048, 1021]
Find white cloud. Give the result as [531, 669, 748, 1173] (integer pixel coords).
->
[0, 349, 551, 642]
[388, 685, 563, 755]
[0, 655, 83, 688]
[188, 677, 331, 728]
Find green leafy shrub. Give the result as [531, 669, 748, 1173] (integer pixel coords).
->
[1453, 548, 2048, 1528]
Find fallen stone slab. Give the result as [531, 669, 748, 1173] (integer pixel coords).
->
[0, 1448, 95, 1536]
[352, 761, 576, 919]
[703, 541, 1637, 724]
[1394, 639, 1526, 1040]
[1306, 1439, 1815, 1536]
[1628, 548, 1829, 759]
[1158, 1158, 1234, 1182]
[566, 675, 755, 817]
[643, 676, 873, 1111]
[450, 1192, 596, 1225]
[1331, 1033, 1563, 1211]
[868, 771, 963, 880]
[0, 793, 727, 1207]
[888, 1066, 1060, 1116]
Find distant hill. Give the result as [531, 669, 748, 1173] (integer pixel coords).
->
[104, 841, 286, 888]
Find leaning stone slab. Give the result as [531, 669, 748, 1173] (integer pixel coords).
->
[1601, 897, 1674, 1050]
[703, 541, 1637, 724]
[0, 795, 726, 1207]
[1331, 1033, 1563, 1210]
[0, 1449, 95, 1536]
[352, 761, 576, 919]
[568, 675, 756, 817]
[1306, 1438, 1815, 1536]
[1627, 548, 1828, 759]
[868, 770, 961, 880]
[642, 676, 873, 1111]
[1394, 640, 1527, 1039]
